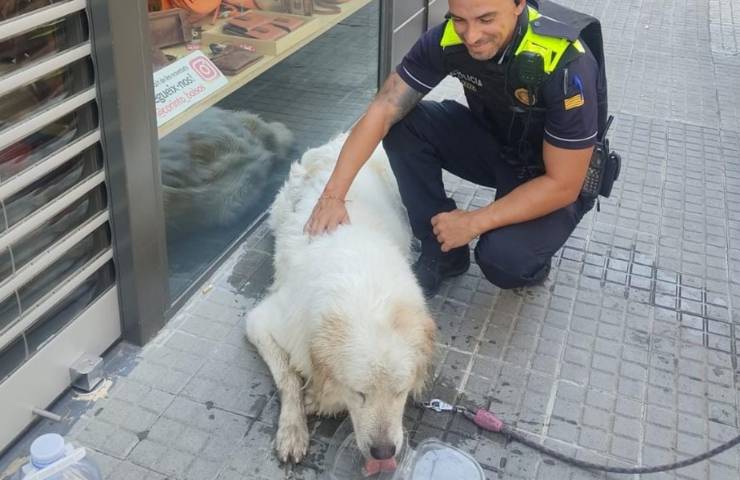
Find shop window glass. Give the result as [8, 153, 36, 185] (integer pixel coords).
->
[149, 1, 381, 300]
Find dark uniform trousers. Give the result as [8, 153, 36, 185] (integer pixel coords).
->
[383, 100, 594, 289]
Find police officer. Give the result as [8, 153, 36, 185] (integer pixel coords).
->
[305, 0, 607, 298]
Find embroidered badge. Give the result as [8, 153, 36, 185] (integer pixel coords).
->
[514, 88, 536, 106]
[563, 93, 584, 110]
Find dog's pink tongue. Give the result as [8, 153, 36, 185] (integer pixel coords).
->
[363, 458, 397, 477]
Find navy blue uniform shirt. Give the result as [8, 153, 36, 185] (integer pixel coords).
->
[396, 22, 600, 150]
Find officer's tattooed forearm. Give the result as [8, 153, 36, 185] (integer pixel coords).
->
[376, 73, 424, 126]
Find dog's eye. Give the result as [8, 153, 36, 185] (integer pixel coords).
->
[354, 390, 366, 402]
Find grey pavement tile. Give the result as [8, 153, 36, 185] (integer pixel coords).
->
[106, 378, 174, 417]
[73, 418, 140, 460]
[126, 402, 252, 477]
[182, 458, 223, 480]
[178, 314, 235, 343]
[148, 448, 194, 479]
[91, 398, 159, 434]
[140, 341, 209, 377]
[180, 368, 274, 418]
[160, 329, 219, 358]
[107, 461, 167, 480]
[85, 449, 121, 479]
[161, 396, 252, 440]
[200, 292, 250, 323]
[223, 422, 289, 479]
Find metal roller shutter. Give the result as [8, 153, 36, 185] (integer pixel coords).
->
[0, 0, 120, 452]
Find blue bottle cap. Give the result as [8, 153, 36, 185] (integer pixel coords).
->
[30, 434, 66, 468]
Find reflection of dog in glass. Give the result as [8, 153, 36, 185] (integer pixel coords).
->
[159, 107, 293, 234]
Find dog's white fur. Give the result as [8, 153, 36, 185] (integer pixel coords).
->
[245, 136, 436, 462]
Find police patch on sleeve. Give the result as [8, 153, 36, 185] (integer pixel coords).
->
[563, 93, 585, 110]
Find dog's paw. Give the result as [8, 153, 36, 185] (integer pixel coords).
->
[275, 421, 309, 463]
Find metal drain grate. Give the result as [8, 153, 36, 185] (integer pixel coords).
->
[558, 222, 737, 370]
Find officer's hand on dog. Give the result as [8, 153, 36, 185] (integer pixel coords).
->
[304, 196, 350, 236]
[431, 209, 481, 252]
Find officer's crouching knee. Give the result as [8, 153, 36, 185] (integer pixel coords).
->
[474, 235, 549, 290]
[381, 123, 404, 155]
[382, 101, 433, 153]
[382, 111, 417, 152]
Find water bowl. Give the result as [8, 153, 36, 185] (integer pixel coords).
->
[323, 418, 485, 480]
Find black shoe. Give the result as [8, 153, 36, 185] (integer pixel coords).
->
[412, 246, 471, 298]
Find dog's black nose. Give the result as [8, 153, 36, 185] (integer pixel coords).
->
[370, 445, 396, 460]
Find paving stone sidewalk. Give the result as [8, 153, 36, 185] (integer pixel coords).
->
[2, 0, 740, 479]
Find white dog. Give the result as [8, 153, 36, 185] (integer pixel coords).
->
[245, 137, 436, 467]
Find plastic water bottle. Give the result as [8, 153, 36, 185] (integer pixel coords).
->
[11, 434, 101, 480]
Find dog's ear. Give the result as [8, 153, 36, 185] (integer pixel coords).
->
[308, 314, 348, 406]
[413, 315, 437, 399]
[309, 347, 330, 399]
[404, 310, 437, 400]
